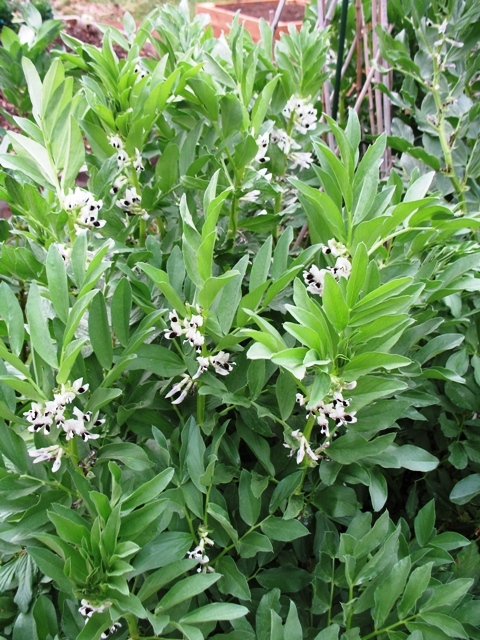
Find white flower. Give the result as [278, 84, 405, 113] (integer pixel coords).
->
[210, 351, 234, 376]
[317, 413, 330, 436]
[78, 599, 108, 620]
[296, 393, 306, 406]
[55, 244, 72, 264]
[282, 96, 318, 134]
[184, 327, 205, 348]
[322, 239, 348, 257]
[332, 257, 352, 279]
[62, 187, 92, 211]
[134, 63, 148, 80]
[289, 151, 314, 170]
[187, 526, 215, 572]
[133, 148, 145, 172]
[108, 135, 123, 150]
[188, 314, 203, 328]
[193, 356, 210, 380]
[117, 150, 128, 168]
[118, 186, 141, 211]
[110, 176, 128, 195]
[255, 133, 270, 164]
[101, 622, 122, 638]
[165, 375, 195, 405]
[303, 265, 327, 295]
[29, 445, 64, 472]
[257, 167, 273, 182]
[62, 407, 100, 442]
[240, 189, 261, 202]
[285, 430, 319, 465]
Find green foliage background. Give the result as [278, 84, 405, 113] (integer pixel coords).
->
[0, 1, 479, 639]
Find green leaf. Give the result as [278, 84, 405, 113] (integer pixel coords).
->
[0, 282, 25, 355]
[284, 601, 302, 640]
[313, 624, 340, 640]
[414, 500, 435, 546]
[137, 560, 198, 602]
[156, 573, 221, 613]
[97, 442, 153, 470]
[346, 243, 368, 307]
[180, 603, 249, 624]
[46, 245, 69, 324]
[388, 445, 439, 472]
[132, 532, 193, 575]
[127, 344, 185, 378]
[88, 291, 112, 369]
[86, 387, 122, 413]
[449, 474, 480, 505]
[250, 236, 272, 292]
[327, 433, 396, 465]
[373, 557, 411, 627]
[260, 517, 309, 542]
[418, 613, 468, 639]
[217, 556, 251, 601]
[343, 353, 411, 381]
[26, 282, 58, 368]
[269, 471, 303, 515]
[199, 271, 239, 310]
[111, 278, 131, 347]
[121, 468, 174, 512]
[322, 272, 349, 332]
[61, 116, 85, 190]
[397, 563, 433, 618]
[239, 470, 261, 526]
[63, 289, 98, 348]
[138, 263, 187, 316]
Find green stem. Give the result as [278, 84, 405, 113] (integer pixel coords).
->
[327, 557, 335, 626]
[125, 614, 141, 640]
[20, 474, 76, 496]
[430, 51, 466, 212]
[228, 193, 239, 240]
[368, 226, 433, 255]
[139, 217, 146, 247]
[362, 615, 417, 640]
[196, 390, 205, 427]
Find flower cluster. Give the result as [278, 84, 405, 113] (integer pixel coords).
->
[78, 599, 108, 620]
[303, 240, 352, 296]
[110, 136, 145, 175]
[164, 309, 205, 350]
[26, 379, 105, 473]
[186, 526, 215, 573]
[78, 600, 120, 635]
[282, 96, 318, 134]
[62, 187, 105, 230]
[193, 351, 234, 379]
[285, 385, 357, 466]
[285, 429, 319, 465]
[297, 388, 357, 437]
[165, 374, 196, 405]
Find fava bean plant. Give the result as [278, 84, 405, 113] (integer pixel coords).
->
[0, 2, 479, 639]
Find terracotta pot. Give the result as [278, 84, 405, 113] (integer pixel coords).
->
[195, 0, 306, 41]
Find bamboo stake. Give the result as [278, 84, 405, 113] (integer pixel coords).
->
[372, 0, 384, 135]
[380, 0, 392, 173]
[270, 0, 287, 34]
[360, 2, 376, 134]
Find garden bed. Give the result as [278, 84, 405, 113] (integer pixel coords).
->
[196, 0, 305, 40]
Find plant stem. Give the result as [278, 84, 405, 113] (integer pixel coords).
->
[431, 51, 466, 212]
[126, 614, 141, 640]
[361, 615, 416, 639]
